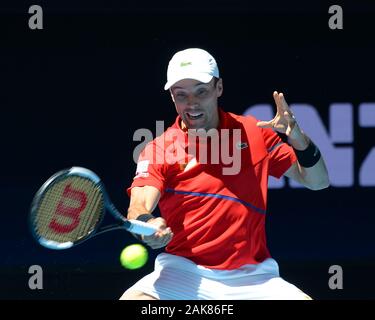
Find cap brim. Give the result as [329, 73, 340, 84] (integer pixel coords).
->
[164, 73, 213, 90]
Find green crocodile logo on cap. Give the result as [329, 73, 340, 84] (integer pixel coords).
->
[180, 61, 192, 67]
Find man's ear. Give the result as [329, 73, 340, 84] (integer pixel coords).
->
[216, 78, 223, 97]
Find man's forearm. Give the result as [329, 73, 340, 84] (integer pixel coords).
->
[288, 127, 330, 190]
[127, 186, 161, 220]
[127, 205, 155, 220]
[296, 157, 330, 190]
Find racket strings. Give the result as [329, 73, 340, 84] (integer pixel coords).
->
[35, 176, 104, 244]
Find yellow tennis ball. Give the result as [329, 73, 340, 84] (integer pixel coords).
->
[119, 244, 148, 270]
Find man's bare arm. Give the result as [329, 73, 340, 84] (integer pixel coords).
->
[128, 186, 173, 249]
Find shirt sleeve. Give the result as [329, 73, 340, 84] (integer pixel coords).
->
[261, 127, 297, 179]
[126, 141, 167, 196]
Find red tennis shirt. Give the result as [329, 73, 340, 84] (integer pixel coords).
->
[127, 108, 297, 270]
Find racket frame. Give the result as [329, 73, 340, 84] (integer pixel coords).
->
[30, 167, 138, 249]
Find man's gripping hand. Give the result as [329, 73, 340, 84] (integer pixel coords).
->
[141, 217, 173, 249]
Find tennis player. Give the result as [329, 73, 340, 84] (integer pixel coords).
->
[120, 48, 329, 300]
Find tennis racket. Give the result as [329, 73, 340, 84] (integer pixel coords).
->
[30, 166, 159, 250]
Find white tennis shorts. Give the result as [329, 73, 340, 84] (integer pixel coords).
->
[122, 253, 312, 300]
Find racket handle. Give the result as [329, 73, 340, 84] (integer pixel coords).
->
[125, 219, 160, 236]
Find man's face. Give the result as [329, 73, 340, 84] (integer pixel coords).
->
[170, 78, 223, 131]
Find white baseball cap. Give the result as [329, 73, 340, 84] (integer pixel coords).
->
[164, 48, 219, 90]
